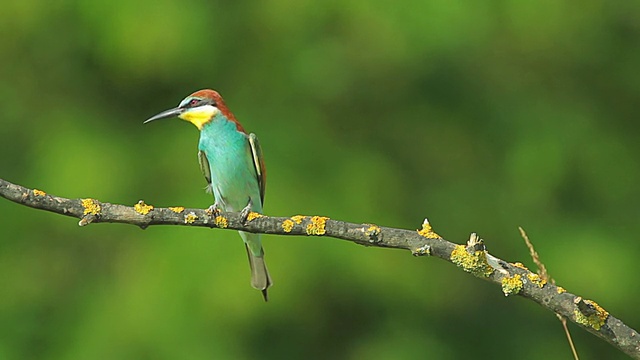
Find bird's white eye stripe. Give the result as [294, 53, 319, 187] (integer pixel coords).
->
[180, 97, 201, 108]
[180, 97, 217, 108]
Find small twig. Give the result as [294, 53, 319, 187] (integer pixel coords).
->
[519, 227, 579, 360]
[519, 227, 549, 281]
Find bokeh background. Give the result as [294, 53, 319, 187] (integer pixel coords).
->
[1, 1, 639, 359]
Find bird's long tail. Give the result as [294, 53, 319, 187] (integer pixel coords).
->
[245, 243, 272, 301]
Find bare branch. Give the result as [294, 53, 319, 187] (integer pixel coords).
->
[1, 177, 639, 358]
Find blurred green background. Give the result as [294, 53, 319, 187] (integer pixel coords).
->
[1, 0, 639, 359]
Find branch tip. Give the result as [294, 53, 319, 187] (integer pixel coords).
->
[78, 216, 95, 227]
[417, 218, 441, 239]
[466, 232, 485, 252]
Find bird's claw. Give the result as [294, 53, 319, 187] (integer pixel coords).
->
[206, 203, 222, 218]
[240, 198, 253, 224]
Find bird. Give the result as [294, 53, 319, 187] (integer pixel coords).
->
[144, 89, 272, 301]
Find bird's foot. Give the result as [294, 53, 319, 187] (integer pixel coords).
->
[206, 203, 222, 218]
[240, 198, 253, 225]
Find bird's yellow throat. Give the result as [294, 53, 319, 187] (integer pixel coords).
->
[179, 105, 218, 130]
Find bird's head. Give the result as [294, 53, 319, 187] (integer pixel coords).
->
[144, 89, 242, 131]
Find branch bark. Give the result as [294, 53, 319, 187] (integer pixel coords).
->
[1, 177, 638, 358]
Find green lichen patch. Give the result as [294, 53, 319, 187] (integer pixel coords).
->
[501, 274, 523, 296]
[450, 245, 493, 277]
[574, 299, 609, 331]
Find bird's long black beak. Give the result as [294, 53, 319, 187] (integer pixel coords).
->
[144, 107, 183, 124]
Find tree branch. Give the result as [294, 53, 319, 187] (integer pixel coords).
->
[1, 177, 638, 358]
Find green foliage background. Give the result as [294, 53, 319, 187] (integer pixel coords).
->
[1, 1, 639, 359]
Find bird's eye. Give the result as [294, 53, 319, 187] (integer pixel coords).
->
[189, 99, 200, 107]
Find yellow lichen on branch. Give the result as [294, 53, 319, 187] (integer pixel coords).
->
[169, 206, 185, 213]
[450, 245, 493, 277]
[134, 200, 154, 215]
[81, 198, 101, 215]
[33, 189, 46, 196]
[574, 299, 609, 331]
[282, 219, 294, 233]
[215, 215, 228, 228]
[417, 219, 441, 239]
[511, 262, 529, 271]
[364, 224, 381, 240]
[527, 273, 547, 288]
[184, 212, 198, 224]
[306, 216, 328, 235]
[502, 274, 524, 296]
[246, 212, 263, 221]
[291, 215, 306, 224]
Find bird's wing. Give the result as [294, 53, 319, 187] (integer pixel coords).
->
[248, 133, 266, 204]
[198, 150, 213, 193]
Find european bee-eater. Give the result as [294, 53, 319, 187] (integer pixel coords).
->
[144, 89, 272, 301]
